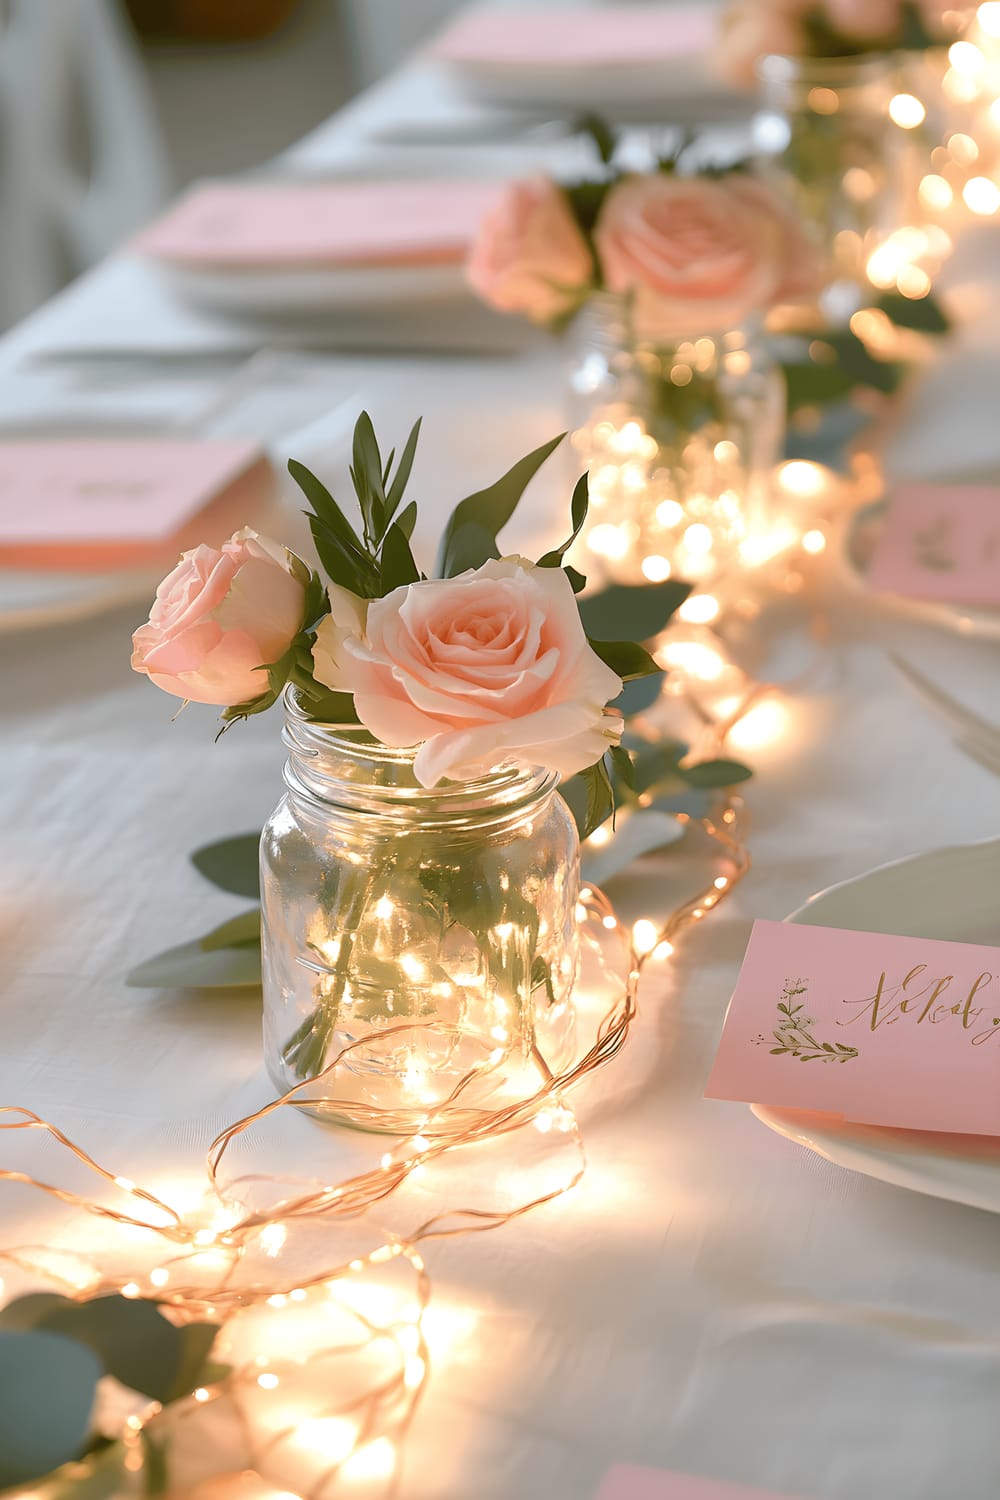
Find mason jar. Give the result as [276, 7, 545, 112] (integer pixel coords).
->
[569, 293, 784, 588]
[753, 52, 913, 316]
[260, 690, 580, 1131]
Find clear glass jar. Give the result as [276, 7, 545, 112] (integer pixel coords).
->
[753, 52, 913, 316]
[260, 691, 579, 1131]
[569, 294, 784, 588]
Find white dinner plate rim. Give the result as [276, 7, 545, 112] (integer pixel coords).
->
[750, 835, 1000, 1212]
[151, 260, 471, 317]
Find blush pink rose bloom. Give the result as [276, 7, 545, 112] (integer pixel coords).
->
[716, 3, 806, 87]
[466, 177, 595, 324]
[822, 0, 905, 38]
[312, 557, 623, 787]
[131, 528, 306, 706]
[594, 172, 821, 339]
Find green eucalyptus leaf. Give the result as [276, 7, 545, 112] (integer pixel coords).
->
[784, 401, 872, 470]
[0, 1329, 101, 1487]
[192, 834, 261, 901]
[436, 432, 565, 577]
[351, 411, 388, 542]
[614, 673, 664, 717]
[199, 909, 260, 952]
[384, 418, 422, 524]
[564, 564, 587, 594]
[877, 288, 950, 335]
[679, 757, 753, 789]
[578, 580, 691, 640]
[536, 472, 590, 568]
[580, 807, 684, 886]
[561, 757, 616, 840]
[608, 742, 636, 791]
[2, 1295, 221, 1407]
[395, 498, 418, 540]
[588, 638, 662, 682]
[126, 935, 261, 990]
[288, 460, 369, 570]
[380, 520, 421, 590]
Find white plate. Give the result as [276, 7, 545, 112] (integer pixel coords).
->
[841, 501, 1000, 642]
[752, 837, 1000, 1212]
[156, 261, 471, 319]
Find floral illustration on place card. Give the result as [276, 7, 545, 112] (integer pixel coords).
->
[596, 1462, 810, 1500]
[866, 483, 1000, 607]
[754, 978, 859, 1065]
[706, 919, 1000, 1135]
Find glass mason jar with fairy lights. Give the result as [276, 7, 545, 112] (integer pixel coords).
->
[569, 293, 784, 589]
[753, 52, 922, 313]
[260, 691, 579, 1131]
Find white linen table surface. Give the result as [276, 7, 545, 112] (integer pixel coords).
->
[1, 24, 1000, 1500]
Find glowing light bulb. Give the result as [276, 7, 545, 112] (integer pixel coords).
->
[683, 523, 713, 555]
[259, 1223, 286, 1258]
[113, 1176, 135, 1192]
[641, 554, 671, 582]
[888, 93, 925, 128]
[342, 1438, 396, 1483]
[779, 460, 826, 498]
[257, 1372, 280, 1390]
[602, 913, 618, 931]
[121, 1282, 140, 1299]
[587, 523, 630, 560]
[632, 919, 659, 955]
[652, 940, 674, 961]
[677, 593, 720, 625]
[535, 1111, 554, 1134]
[897, 264, 932, 299]
[729, 698, 788, 752]
[655, 499, 684, 527]
[588, 824, 612, 847]
[919, 174, 954, 212]
[963, 176, 1000, 214]
[802, 529, 827, 555]
[400, 952, 427, 980]
[980, 1, 1000, 35]
[949, 40, 984, 76]
[149, 1268, 169, 1288]
[949, 132, 980, 165]
[375, 896, 394, 919]
[297, 1417, 357, 1462]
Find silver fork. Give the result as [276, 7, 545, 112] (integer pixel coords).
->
[890, 653, 1000, 777]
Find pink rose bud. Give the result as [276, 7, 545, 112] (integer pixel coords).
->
[312, 557, 624, 787]
[716, 4, 807, 87]
[823, 0, 904, 38]
[466, 177, 595, 324]
[131, 528, 306, 706]
[594, 171, 819, 339]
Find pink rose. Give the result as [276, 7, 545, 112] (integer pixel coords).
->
[311, 558, 623, 787]
[132, 528, 306, 706]
[466, 177, 595, 324]
[594, 172, 820, 339]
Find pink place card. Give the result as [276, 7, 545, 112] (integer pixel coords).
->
[0, 438, 272, 571]
[706, 920, 1000, 1135]
[431, 5, 717, 68]
[133, 180, 504, 268]
[597, 1465, 807, 1500]
[867, 483, 1000, 607]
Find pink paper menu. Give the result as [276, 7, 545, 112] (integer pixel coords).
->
[597, 1466, 807, 1500]
[0, 438, 271, 570]
[431, 5, 717, 67]
[706, 920, 1000, 1136]
[866, 482, 1000, 607]
[133, 180, 503, 268]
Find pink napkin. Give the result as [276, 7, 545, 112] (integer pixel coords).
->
[431, 5, 717, 68]
[867, 482, 1000, 608]
[0, 439, 273, 571]
[132, 180, 504, 269]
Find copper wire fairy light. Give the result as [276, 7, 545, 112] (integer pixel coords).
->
[0, 799, 749, 1497]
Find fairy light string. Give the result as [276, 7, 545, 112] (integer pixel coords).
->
[0, 797, 749, 1497]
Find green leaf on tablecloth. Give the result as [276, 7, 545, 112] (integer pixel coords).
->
[192, 832, 261, 899]
[588, 638, 662, 682]
[580, 807, 685, 886]
[877, 288, 951, 335]
[199, 908, 260, 951]
[0, 1295, 221, 1407]
[577, 580, 691, 640]
[0, 1329, 101, 1487]
[125, 932, 261, 989]
[537, 471, 590, 569]
[436, 432, 565, 577]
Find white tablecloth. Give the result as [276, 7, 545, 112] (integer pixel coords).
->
[2, 32, 1000, 1500]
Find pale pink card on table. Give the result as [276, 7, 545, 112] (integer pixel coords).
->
[133, 180, 503, 268]
[867, 483, 1000, 607]
[431, 5, 716, 67]
[597, 1465, 806, 1500]
[0, 439, 270, 570]
[706, 919, 1000, 1136]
